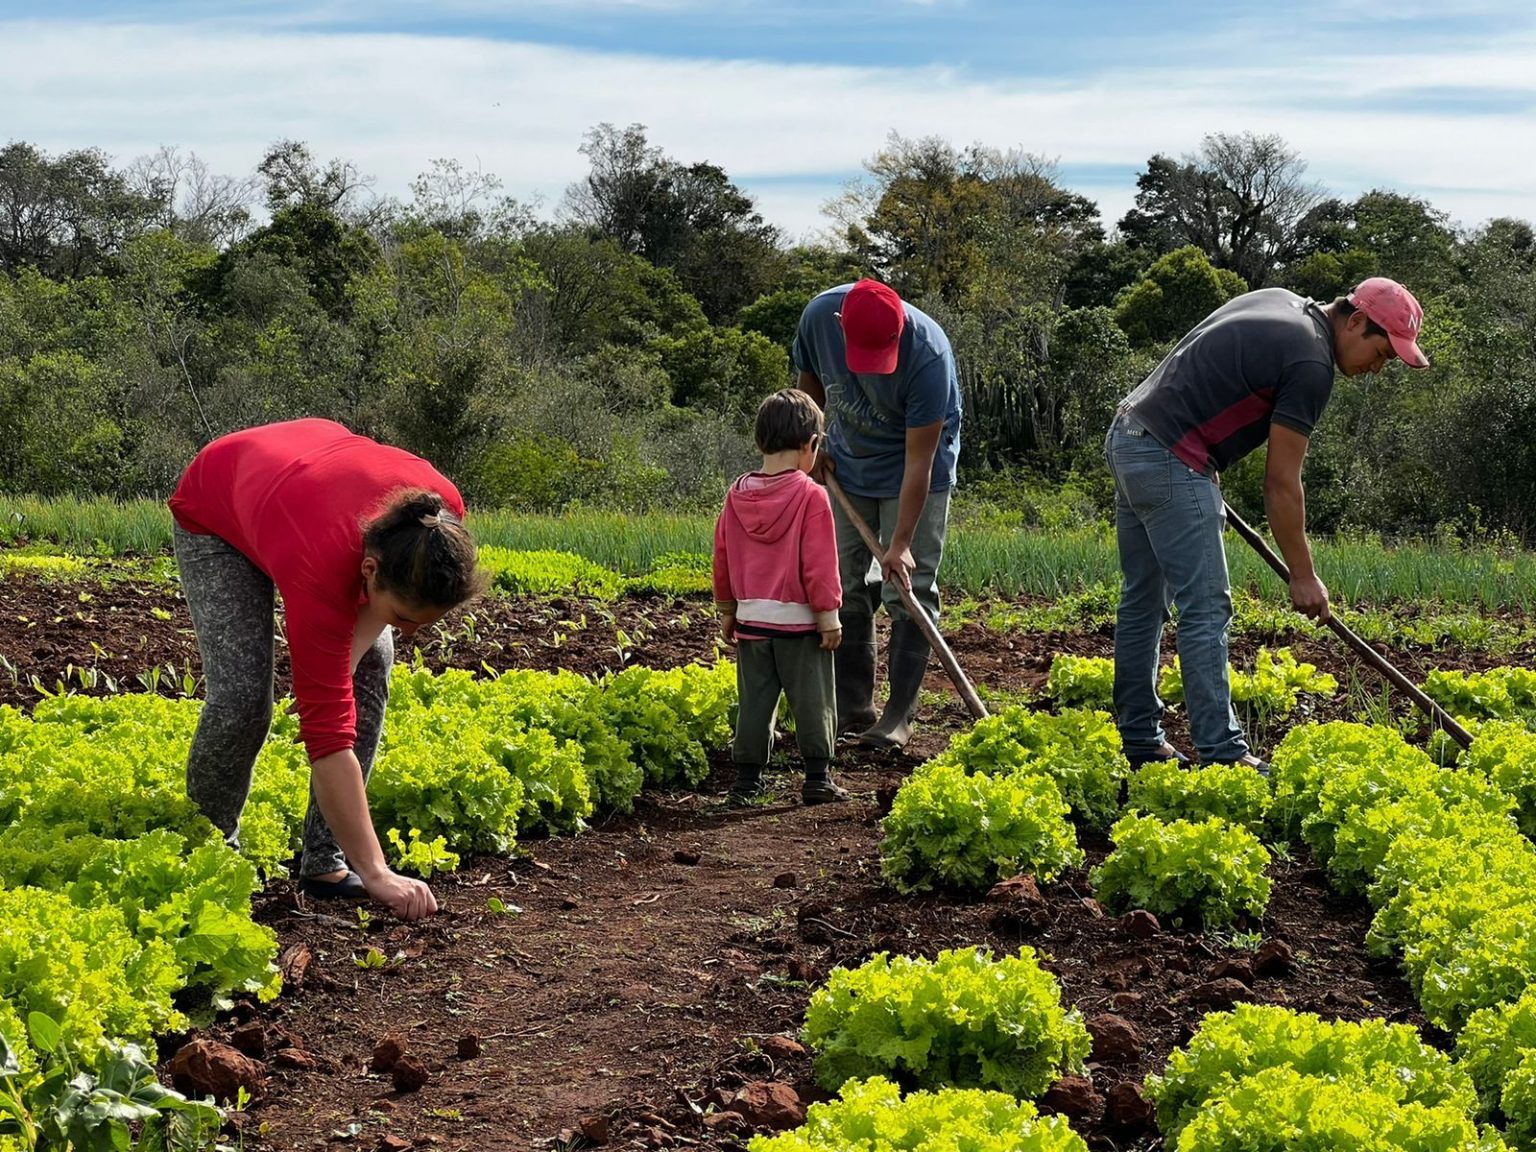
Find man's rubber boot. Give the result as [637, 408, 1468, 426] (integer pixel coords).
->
[859, 618, 930, 751]
[727, 763, 764, 807]
[835, 613, 878, 736]
[802, 759, 849, 805]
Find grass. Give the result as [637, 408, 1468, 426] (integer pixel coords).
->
[6, 495, 1536, 613]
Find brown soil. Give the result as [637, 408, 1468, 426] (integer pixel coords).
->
[0, 570, 1505, 1150]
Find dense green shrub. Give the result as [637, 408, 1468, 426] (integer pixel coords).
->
[802, 948, 1090, 1098]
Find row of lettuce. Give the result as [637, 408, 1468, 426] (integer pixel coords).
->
[0, 658, 734, 1147]
[0, 546, 713, 601]
[750, 656, 1536, 1151]
[11, 545, 1535, 662]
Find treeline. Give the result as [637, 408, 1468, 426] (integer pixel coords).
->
[2, 127, 1535, 538]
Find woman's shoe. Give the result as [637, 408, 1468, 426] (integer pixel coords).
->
[298, 871, 368, 899]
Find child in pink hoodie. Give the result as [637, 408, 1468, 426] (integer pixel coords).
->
[714, 389, 847, 806]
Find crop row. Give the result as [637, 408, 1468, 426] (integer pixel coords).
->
[754, 679, 1536, 1148]
[0, 658, 736, 1145]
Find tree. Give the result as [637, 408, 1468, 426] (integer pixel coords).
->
[0, 141, 160, 277]
[125, 146, 257, 248]
[257, 139, 380, 223]
[833, 134, 1101, 307]
[406, 158, 536, 245]
[564, 124, 783, 322]
[1114, 245, 1247, 346]
[1118, 133, 1323, 287]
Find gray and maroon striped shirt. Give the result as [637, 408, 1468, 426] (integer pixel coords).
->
[1123, 288, 1336, 476]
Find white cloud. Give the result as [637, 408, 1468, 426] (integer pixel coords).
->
[1, 17, 1533, 239]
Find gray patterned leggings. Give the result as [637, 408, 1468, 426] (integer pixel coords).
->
[173, 525, 392, 879]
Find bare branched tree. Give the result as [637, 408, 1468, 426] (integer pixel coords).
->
[126, 146, 258, 247]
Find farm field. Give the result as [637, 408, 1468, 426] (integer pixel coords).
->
[5, 545, 1536, 1151]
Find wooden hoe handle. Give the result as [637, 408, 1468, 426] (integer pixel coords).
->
[822, 472, 989, 723]
[1223, 503, 1473, 751]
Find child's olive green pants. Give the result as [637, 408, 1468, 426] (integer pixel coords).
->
[732, 633, 836, 769]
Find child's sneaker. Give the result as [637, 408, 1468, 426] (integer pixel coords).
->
[802, 760, 849, 805]
[728, 764, 764, 807]
[801, 779, 849, 805]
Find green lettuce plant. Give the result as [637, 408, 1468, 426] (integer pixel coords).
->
[1092, 812, 1271, 927]
[802, 948, 1090, 1098]
[880, 761, 1083, 894]
[748, 1076, 1088, 1152]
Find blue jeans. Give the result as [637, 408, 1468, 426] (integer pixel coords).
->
[1105, 414, 1247, 763]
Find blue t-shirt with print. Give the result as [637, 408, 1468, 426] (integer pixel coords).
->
[791, 284, 963, 500]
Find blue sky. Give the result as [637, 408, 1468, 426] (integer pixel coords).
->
[2, 0, 1534, 238]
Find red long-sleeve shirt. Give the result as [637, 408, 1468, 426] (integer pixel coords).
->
[169, 419, 464, 762]
[712, 470, 841, 638]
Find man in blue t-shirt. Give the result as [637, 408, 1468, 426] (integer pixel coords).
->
[792, 279, 962, 750]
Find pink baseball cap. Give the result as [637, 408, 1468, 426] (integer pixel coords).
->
[1349, 277, 1430, 368]
[840, 279, 905, 374]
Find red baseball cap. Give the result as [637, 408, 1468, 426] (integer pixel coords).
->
[840, 279, 905, 374]
[1349, 277, 1430, 368]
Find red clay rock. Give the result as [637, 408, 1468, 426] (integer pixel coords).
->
[1192, 978, 1252, 1009]
[228, 1022, 267, 1059]
[986, 874, 1043, 904]
[1255, 938, 1295, 975]
[761, 1035, 806, 1061]
[786, 957, 816, 983]
[168, 1039, 264, 1102]
[1122, 909, 1161, 937]
[1210, 957, 1255, 985]
[1105, 1081, 1156, 1131]
[1087, 1014, 1143, 1064]
[279, 942, 311, 988]
[268, 1023, 302, 1051]
[702, 1111, 750, 1133]
[391, 1054, 431, 1093]
[727, 1081, 806, 1130]
[270, 1048, 318, 1071]
[1042, 1075, 1102, 1119]
[579, 1114, 610, 1144]
[371, 1034, 406, 1073]
[378, 1137, 412, 1152]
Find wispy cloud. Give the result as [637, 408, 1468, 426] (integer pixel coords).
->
[0, 12, 1532, 240]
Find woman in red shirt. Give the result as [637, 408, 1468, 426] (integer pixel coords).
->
[169, 419, 486, 920]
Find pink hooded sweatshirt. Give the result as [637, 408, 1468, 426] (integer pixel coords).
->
[712, 470, 841, 638]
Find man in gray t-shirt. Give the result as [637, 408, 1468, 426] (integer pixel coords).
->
[793, 280, 963, 751]
[1107, 279, 1429, 772]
